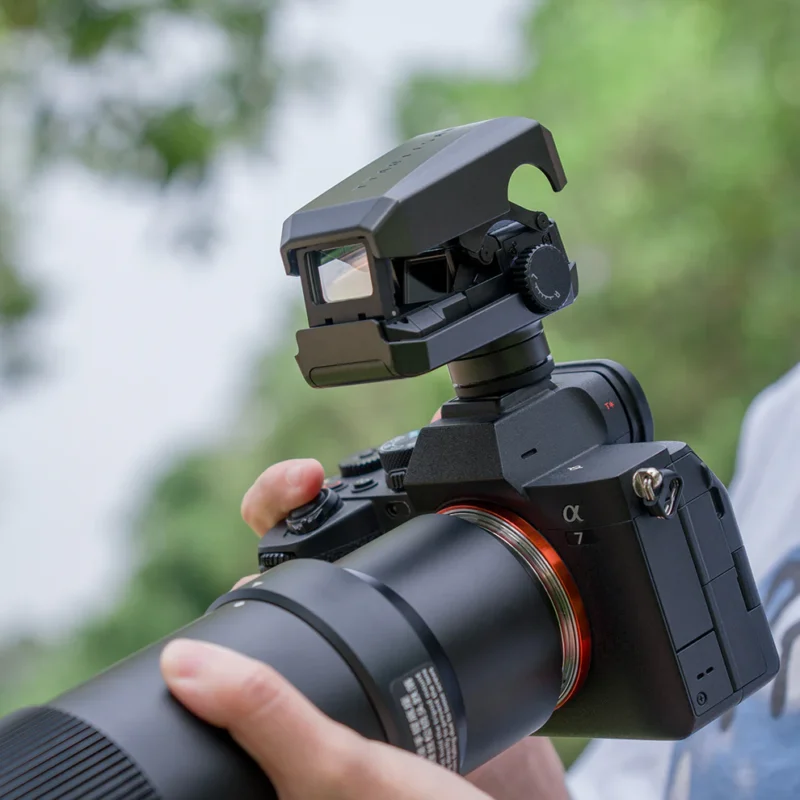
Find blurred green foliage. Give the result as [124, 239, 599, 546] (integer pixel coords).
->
[0, 0, 281, 382]
[1, 0, 280, 179]
[2, 0, 800, 776]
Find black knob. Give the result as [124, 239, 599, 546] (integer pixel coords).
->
[378, 430, 419, 474]
[259, 551, 296, 572]
[286, 488, 342, 535]
[338, 448, 381, 477]
[511, 244, 572, 313]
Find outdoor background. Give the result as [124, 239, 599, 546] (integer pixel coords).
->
[1, 0, 798, 770]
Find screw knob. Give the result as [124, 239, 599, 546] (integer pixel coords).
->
[511, 244, 572, 313]
[632, 467, 664, 503]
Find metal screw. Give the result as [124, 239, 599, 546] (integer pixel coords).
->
[632, 467, 664, 503]
[697, 692, 707, 706]
[535, 212, 550, 230]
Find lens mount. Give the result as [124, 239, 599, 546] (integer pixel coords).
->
[440, 505, 591, 707]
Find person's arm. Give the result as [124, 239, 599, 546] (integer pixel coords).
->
[566, 738, 673, 800]
[468, 737, 569, 800]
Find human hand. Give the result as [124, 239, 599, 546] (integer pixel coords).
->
[161, 638, 492, 799]
[235, 455, 571, 800]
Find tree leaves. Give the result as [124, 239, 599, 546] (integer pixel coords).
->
[140, 105, 217, 182]
[0, 263, 38, 324]
[0, 0, 283, 375]
[67, 3, 141, 60]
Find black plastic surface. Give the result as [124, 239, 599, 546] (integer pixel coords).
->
[677, 632, 733, 716]
[281, 118, 566, 264]
[705, 569, 767, 689]
[679, 495, 733, 583]
[636, 513, 713, 650]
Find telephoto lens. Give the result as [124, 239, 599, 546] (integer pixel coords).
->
[0, 511, 574, 800]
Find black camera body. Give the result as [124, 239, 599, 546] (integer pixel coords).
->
[261, 117, 779, 740]
[260, 364, 777, 739]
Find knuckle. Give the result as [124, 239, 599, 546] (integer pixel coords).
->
[236, 663, 284, 720]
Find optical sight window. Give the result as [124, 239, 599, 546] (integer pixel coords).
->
[403, 253, 452, 305]
[310, 244, 373, 303]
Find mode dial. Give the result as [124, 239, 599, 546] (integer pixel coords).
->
[511, 244, 572, 313]
[378, 430, 419, 474]
[338, 448, 381, 477]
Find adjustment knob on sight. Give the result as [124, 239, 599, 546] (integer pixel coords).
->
[338, 449, 381, 477]
[286, 488, 342, 535]
[511, 244, 572, 313]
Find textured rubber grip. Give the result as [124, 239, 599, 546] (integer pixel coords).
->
[0, 706, 159, 800]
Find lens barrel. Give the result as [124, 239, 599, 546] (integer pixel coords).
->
[0, 513, 563, 800]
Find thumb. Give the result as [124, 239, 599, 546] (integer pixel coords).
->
[161, 639, 367, 790]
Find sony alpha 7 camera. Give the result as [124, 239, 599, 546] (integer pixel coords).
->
[259, 117, 779, 741]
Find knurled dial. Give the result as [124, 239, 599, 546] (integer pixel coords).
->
[511, 244, 572, 313]
[338, 448, 381, 478]
[378, 430, 420, 474]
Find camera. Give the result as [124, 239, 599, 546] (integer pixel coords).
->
[0, 118, 779, 800]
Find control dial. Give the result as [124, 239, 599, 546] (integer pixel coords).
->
[511, 244, 572, 313]
[338, 448, 381, 477]
[379, 430, 419, 492]
[379, 430, 419, 473]
[286, 488, 342, 535]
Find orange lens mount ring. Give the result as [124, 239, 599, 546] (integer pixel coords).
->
[440, 504, 591, 708]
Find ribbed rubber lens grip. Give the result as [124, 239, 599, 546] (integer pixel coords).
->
[0, 706, 159, 800]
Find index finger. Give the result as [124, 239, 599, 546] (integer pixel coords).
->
[241, 459, 325, 536]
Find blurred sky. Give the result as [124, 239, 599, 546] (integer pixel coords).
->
[0, 0, 528, 638]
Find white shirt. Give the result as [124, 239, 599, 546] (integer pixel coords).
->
[568, 362, 800, 800]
